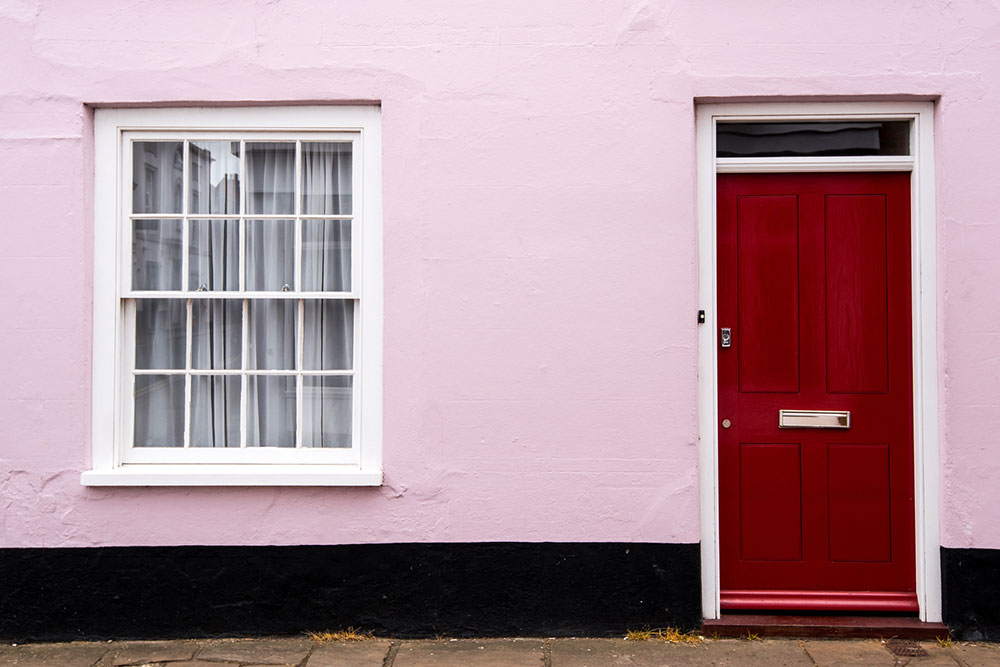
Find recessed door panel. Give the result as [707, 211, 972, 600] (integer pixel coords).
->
[738, 196, 800, 394]
[825, 195, 889, 394]
[740, 443, 802, 562]
[718, 173, 914, 611]
[827, 443, 891, 563]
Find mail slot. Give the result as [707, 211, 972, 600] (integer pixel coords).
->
[778, 410, 850, 429]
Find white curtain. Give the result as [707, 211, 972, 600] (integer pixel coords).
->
[300, 142, 353, 448]
[188, 142, 243, 448]
[133, 140, 354, 449]
[245, 143, 297, 447]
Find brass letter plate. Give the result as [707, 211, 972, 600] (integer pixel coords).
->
[778, 410, 850, 429]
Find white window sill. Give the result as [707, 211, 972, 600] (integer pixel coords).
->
[80, 465, 382, 487]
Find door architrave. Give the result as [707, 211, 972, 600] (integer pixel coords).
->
[695, 101, 940, 622]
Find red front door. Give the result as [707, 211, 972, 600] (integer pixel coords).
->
[717, 172, 916, 612]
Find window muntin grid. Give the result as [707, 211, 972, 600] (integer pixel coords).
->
[122, 134, 360, 461]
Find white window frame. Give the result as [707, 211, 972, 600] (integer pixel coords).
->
[696, 101, 940, 622]
[83, 106, 383, 486]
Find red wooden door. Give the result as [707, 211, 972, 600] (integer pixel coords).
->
[717, 173, 916, 612]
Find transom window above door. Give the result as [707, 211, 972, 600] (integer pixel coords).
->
[717, 121, 911, 158]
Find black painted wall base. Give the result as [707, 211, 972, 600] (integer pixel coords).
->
[0, 542, 701, 642]
[942, 546, 1000, 641]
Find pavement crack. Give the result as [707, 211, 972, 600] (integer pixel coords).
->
[801, 643, 819, 666]
[382, 640, 400, 667]
[296, 640, 319, 667]
[89, 646, 111, 667]
[542, 638, 552, 667]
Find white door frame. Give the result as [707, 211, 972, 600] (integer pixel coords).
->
[695, 101, 941, 622]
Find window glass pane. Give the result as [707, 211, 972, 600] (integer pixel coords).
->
[192, 299, 242, 370]
[133, 219, 183, 291]
[248, 299, 296, 370]
[303, 300, 353, 370]
[189, 219, 238, 291]
[135, 299, 186, 370]
[189, 141, 240, 214]
[246, 142, 295, 214]
[134, 375, 185, 447]
[190, 375, 241, 447]
[302, 220, 351, 291]
[716, 121, 910, 157]
[132, 141, 183, 214]
[301, 142, 352, 214]
[246, 219, 294, 291]
[247, 375, 296, 448]
[303, 376, 352, 448]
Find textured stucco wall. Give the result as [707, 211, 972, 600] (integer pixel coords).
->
[0, 0, 998, 549]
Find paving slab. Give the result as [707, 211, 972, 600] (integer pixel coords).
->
[98, 639, 200, 665]
[906, 642, 965, 666]
[393, 638, 546, 667]
[305, 640, 393, 666]
[680, 639, 814, 666]
[0, 642, 109, 667]
[195, 637, 313, 664]
[950, 642, 1000, 666]
[548, 638, 718, 666]
[803, 639, 902, 665]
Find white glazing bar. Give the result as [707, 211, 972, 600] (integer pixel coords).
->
[239, 139, 246, 293]
[123, 300, 137, 455]
[181, 140, 192, 450]
[296, 299, 304, 449]
[183, 298, 193, 448]
[350, 137, 361, 453]
[146, 213, 354, 220]
[295, 139, 302, 291]
[352, 299, 361, 451]
[239, 139, 248, 450]
[124, 291, 359, 300]
[181, 141, 190, 292]
[133, 368, 355, 376]
[123, 138, 134, 296]
[294, 140, 304, 449]
[240, 298, 248, 450]
[351, 139, 361, 297]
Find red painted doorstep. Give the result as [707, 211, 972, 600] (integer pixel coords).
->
[721, 590, 919, 612]
[703, 615, 950, 640]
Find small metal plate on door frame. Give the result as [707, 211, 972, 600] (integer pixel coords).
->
[778, 409, 850, 429]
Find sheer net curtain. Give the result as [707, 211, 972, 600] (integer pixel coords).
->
[189, 141, 241, 448]
[132, 142, 185, 448]
[131, 139, 354, 450]
[301, 142, 353, 449]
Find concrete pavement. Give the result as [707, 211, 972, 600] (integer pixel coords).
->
[2, 636, 999, 666]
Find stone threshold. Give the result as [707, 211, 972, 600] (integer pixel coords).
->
[703, 614, 950, 639]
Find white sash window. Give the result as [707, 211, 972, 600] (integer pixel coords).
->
[84, 107, 382, 486]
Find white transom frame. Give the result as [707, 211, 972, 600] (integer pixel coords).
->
[695, 101, 940, 623]
[86, 105, 383, 486]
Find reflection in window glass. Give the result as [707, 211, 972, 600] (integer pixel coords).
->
[717, 122, 910, 157]
[132, 219, 183, 291]
[132, 141, 183, 213]
[303, 376, 352, 448]
[189, 141, 240, 214]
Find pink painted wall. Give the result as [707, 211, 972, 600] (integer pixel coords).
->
[0, 0, 997, 549]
